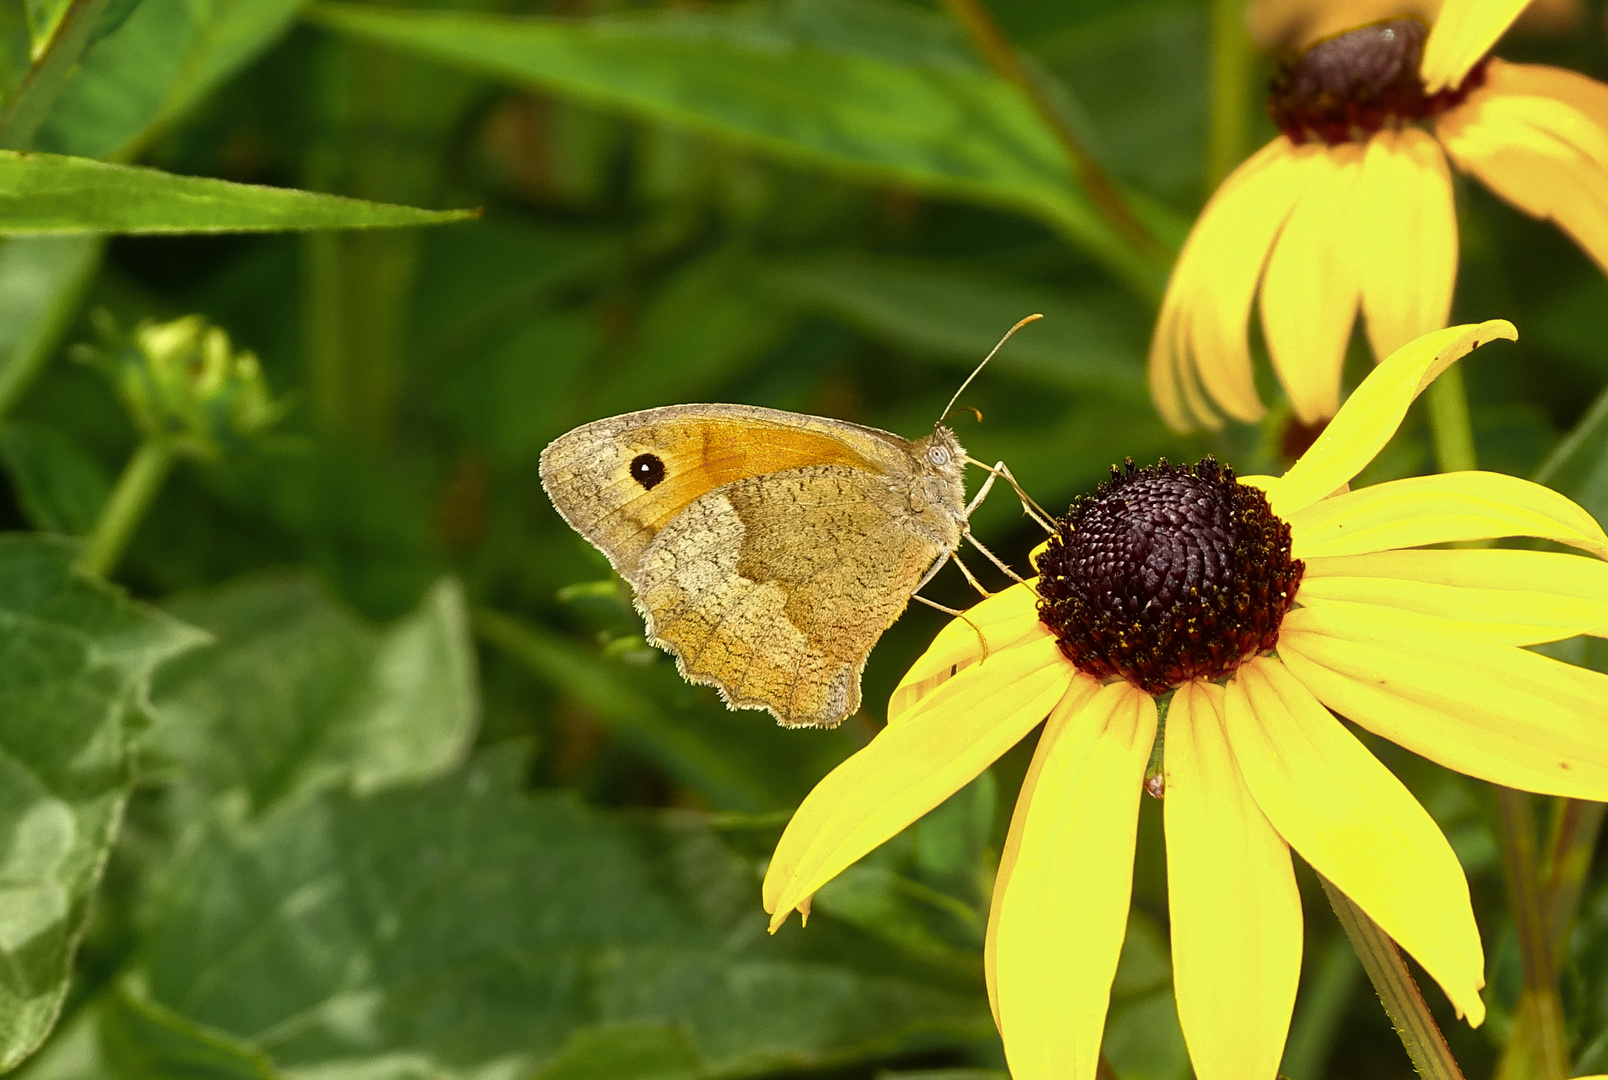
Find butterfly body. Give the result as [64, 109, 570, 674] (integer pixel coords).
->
[539, 403, 968, 727]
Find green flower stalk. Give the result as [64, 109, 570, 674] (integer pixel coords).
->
[77, 313, 285, 577]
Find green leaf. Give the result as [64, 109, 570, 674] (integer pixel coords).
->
[0, 235, 102, 419]
[0, 420, 111, 533]
[0, 151, 476, 233]
[36, 0, 301, 159]
[125, 750, 991, 1079]
[148, 575, 478, 814]
[760, 254, 1147, 394]
[0, 536, 203, 1070]
[307, 0, 1168, 296]
[1535, 383, 1608, 528]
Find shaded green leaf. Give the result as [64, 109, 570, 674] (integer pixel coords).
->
[0, 419, 110, 533]
[0, 235, 102, 419]
[0, 151, 475, 233]
[308, 0, 1167, 295]
[148, 575, 478, 814]
[760, 253, 1147, 393]
[127, 750, 991, 1079]
[1536, 383, 1608, 528]
[37, 0, 301, 159]
[0, 536, 203, 1070]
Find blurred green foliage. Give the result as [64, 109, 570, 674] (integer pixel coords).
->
[0, 0, 1602, 1077]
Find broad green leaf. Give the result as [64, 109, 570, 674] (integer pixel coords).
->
[37, 0, 299, 159]
[148, 575, 478, 813]
[126, 750, 991, 1079]
[0, 420, 110, 533]
[0, 151, 474, 233]
[760, 254, 1146, 393]
[308, 0, 1168, 297]
[0, 536, 203, 1070]
[0, 236, 101, 418]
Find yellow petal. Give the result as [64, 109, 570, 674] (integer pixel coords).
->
[1420, 0, 1528, 93]
[1354, 130, 1458, 361]
[1224, 657, 1486, 1024]
[763, 636, 1073, 927]
[1438, 61, 1608, 273]
[1301, 548, 1608, 643]
[1279, 602, 1608, 800]
[888, 581, 1049, 723]
[1164, 681, 1302, 1080]
[1150, 139, 1313, 431]
[1286, 470, 1608, 559]
[1259, 144, 1365, 425]
[1267, 321, 1516, 518]
[993, 682, 1156, 1080]
[984, 675, 1102, 1029]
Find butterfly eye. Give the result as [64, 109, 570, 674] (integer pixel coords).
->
[630, 453, 666, 490]
[927, 446, 950, 466]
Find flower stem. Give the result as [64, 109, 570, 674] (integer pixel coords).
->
[1206, 0, 1252, 189]
[78, 440, 174, 579]
[1494, 788, 1570, 1080]
[1319, 874, 1468, 1080]
[939, 0, 1164, 261]
[1425, 363, 1477, 474]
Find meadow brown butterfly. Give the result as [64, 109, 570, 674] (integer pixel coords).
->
[539, 317, 1042, 728]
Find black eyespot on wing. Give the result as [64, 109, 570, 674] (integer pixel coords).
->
[630, 453, 666, 490]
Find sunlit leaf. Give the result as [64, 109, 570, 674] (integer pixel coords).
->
[0, 151, 474, 233]
[0, 537, 203, 1070]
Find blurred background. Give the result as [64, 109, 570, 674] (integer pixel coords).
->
[0, 0, 1607, 1077]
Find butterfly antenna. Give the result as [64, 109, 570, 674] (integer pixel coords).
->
[939, 313, 1043, 425]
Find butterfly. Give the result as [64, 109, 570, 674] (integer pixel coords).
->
[539, 316, 1045, 728]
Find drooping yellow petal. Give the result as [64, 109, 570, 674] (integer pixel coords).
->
[1420, 0, 1528, 93]
[1164, 681, 1302, 1080]
[1266, 321, 1516, 518]
[984, 676, 1102, 1028]
[1224, 657, 1486, 1024]
[1286, 470, 1608, 559]
[763, 636, 1073, 928]
[1279, 603, 1608, 800]
[1438, 61, 1608, 273]
[1301, 548, 1608, 644]
[888, 581, 1049, 723]
[1259, 143, 1365, 425]
[1150, 138, 1315, 431]
[993, 682, 1156, 1080]
[1354, 130, 1458, 361]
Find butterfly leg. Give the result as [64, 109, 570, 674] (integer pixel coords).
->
[912, 594, 990, 663]
[964, 530, 1026, 584]
[964, 457, 1056, 534]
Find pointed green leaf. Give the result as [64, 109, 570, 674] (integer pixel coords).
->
[0, 536, 203, 1069]
[0, 151, 475, 233]
[308, 0, 1166, 294]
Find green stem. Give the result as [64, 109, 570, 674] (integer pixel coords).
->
[1320, 874, 1467, 1080]
[78, 440, 174, 579]
[1494, 788, 1570, 1080]
[0, 0, 112, 149]
[939, 0, 1165, 262]
[1206, 0, 1252, 189]
[1543, 798, 1607, 965]
[1425, 364, 1477, 474]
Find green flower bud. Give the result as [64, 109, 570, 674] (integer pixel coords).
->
[80, 312, 285, 460]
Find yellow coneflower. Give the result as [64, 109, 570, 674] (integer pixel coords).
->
[765, 321, 1608, 1080]
[1150, 0, 1608, 431]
